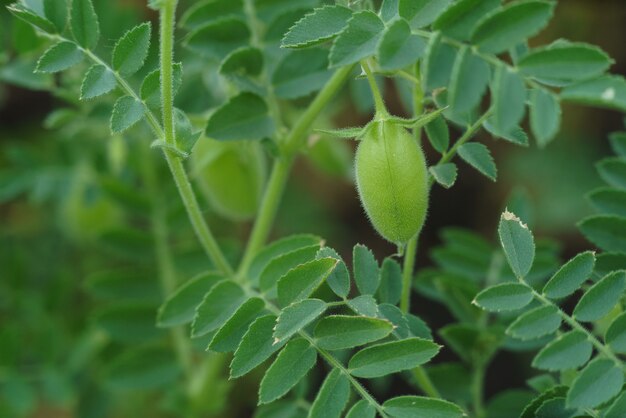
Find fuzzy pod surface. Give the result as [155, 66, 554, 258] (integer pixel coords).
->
[355, 120, 429, 244]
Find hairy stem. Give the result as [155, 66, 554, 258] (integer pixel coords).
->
[361, 59, 388, 118]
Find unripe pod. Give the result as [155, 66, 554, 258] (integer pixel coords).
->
[191, 139, 266, 221]
[355, 120, 429, 244]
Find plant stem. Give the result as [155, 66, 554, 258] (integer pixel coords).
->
[472, 365, 486, 418]
[361, 59, 388, 118]
[400, 237, 418, 314]
[237, 65, 355, 277]
[412, 61, 424, 143]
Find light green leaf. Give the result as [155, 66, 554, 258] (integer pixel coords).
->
[281, 5, 352, 48]
[422, 31, 457, 92]
[433, 0, 501, 41]
[70, 0, 100, 49]
[349, 338, 440, 378]
[588, 188, 626, 217]
[457, 142, 497, 181]
[277, 257, 337, 306]
[605, 312, 626, 354]
[377, 18, 426, 71]
[308, 369, 350, 418]
[506, 305, 561, 340]
[273, 299, 326, 343]
[157, 272, 223, 327]
[258, 338, 317, 404]
[573, 271, 626, 322]
[561, 75, 626, 112]
[578, 215, 626, 252]
[383, 396, 465, 418]
[346, 400, 375, 418]
[230, 315, 287, 378]
[347, 295, 378, 317]
[329, 11, 385, 68]
[110, 96, 144, 133]
[498, 210, 535, 278]
[316, 247, 350, 298]
[191, 280, 246, 337]
[430, 163, 458, 189]
[35, 41, 83, 73]
[425, 115, 449, 153]
[80, 64, 116, 100]
[518, 41, 612, 81]
[448, 46, 490, 116]
[490, 65, 526, 136]
[112, 22, 151, 76]
[471, 1, 555, 54]
[180, 0, 244, 30]
[272, 49, 332, 99]
[597, 158, 626, 189]
[473, 283, 533, 312]
[353, 244, 380, 295]
[398, 0, 454, 29]
[185, 17, 250, 59]
[7, 4, 56, 33]
[259, 244, 321, 292]
[566, 358, 624, 409]
[314, 315, 393, 350]
[542, 251, 595, 299]
[209, 297, 265, 352]
[205, 92, 274, 141]
[43, 0, 68, 33]
[250, 234, 322, 283]
[140, 63, 183, 108]
[532, 331, 592, 371]
[378, 257, 402, 305]
[530, 88, 561, 147]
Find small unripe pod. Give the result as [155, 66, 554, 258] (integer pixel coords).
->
[355, 120, 429, 244]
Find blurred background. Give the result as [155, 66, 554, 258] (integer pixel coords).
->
[1, 0, 626, 417]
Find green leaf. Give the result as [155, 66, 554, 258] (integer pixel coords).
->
[561, 75, 626, 112]
[377, 19, 426, 71]
[157, 272, 223, 327]
[605, 391, 626, 418]
[498, 210, 535, 278]
[610, 132, 626, 157]
[281, 5, 352, 48]
[277, 258, 337, 306]
[573, 271, 626, 322]
[473, 283, 533, 312]
[605, 312, 626, 354]
[105, 347, 180, 390]
[94, 304, 163, 343]
[348, 295, 379, 317]
[230, 315, 286, 378]
[70, 0, 100, 49]
[185, 17, 250, 59]
[273, 299, 326, 343]
[209, 297, 265, 352]
[308, 369, 350, 418]
[425, 115, 449, 153]
[379, 303, 411, 339]
[180, 0, 244, 30]
[383, 396, 465, 418]
[532, 331, 592, 371]
[315, 126, 365, 139]
[588, 188, 626, 217]
[191, 280, 246, 337]
[329, 11, 385, 68]
[353, 244, 380, 295]
[258, 338, 317, 404]
[220, 46, 263, 79]
[542, 251, 595, 299]
[349, 338, 440, 378]
[506, 305, 561, 340]
[249, 234, 322, 283]
[490, 65, 526, 136]
[433, 0, 501, 41]
[314, 315, 393, 350]
[80, 64, 116, 100]
[566, 358, 624, 409]
[35, 41, 83, 73]
[484, 123, 529, 146]
[448, 46, 490, 116]
[346, 400, 376, 418]
[578, 215, 626, 252]
[422, 31, 457, 91]
[398, 0, 454, 29]
[112, 22, 151, 76]
[530, 88, 561, 147]
[471, 1, 555, 54]
[457, 143, 497, 181]
[84, 269, 158, 301]
[173, 108, 201, 154]
[271, 49, 332, 99]
[205, 92, 274, 141]
[316, 247, 350, 298]
[378, 257, 402, 305]
[43, 0, 68, 32]
[598, 158, 626, 189]
[140, 63, 183, 108]
[259, 244, 321, 292]
[430, 163, 458, 189]
[110, 96, 144, 133]
[7, 4, 56, 33]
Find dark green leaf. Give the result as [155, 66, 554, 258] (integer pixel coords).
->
[272, 49, 332, 99]
[308, 369, 350, 418]
[448, 46, 490, 116]
[249, 234, 322, 283]
[105, 347, 180, 390]
[43, 0, 67, 32]
[506, 305, 561, 340]
[314, 315, 393, 350]
[205, 92, 274, 141]
[353, 244, 380, 295]
[348, 295, 379, 317]
[597, 158, 626, 189]
[542, 251, 595, 299]
[398, 0, 454, 29]
[180, 0, 244, 29]
[490, 65, 526, 136]
[578, 215, 626, 252]
[209, 297, 265, 352]
[230, 315, 286, 378]
[498, 210, 535, 278]
[70, 0, 100, 49]
[422, 31, 457, 92]
[273, 298, 326, 343]
[185, 17, 250, 59]
[433, 0, 501, 41]
[35, 41, 83, 73]
[346, 400, 376, 418]
[532, 331, 592, 371]
[259, 244, 321, 292]
[383, 396, 465, 418]
[588, 188, 626, 217]
[430, 163, 458, 189]
[277, 257, 338, 306]
[281, 5, 352, 48]
[378, 257, 402, 305]
[605, 312, 626, 354]
[377, 19, 426, 71]
[329, 11, 384, 68]
[316, 247, 350, 298]
[140, 63, 183, 108]
[191, 280, 246, 337]
[573, 271, 626, 322]
[566, 358, 624, 409]
[425, 115, 449, 153]
[530, 88, 561, 147]
[458, 142, 497, 181]
[473, 283, 533, 312]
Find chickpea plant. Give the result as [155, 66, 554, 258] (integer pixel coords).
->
[4, 0, 626, 417]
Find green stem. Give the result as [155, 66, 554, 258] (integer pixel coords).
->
[472, 365, 486, 418]
[412, 61, 424, 143]
[400, 237, 417, 314]
[237, 65, 355, 277]
[361, 59, 388, 118]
